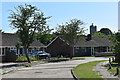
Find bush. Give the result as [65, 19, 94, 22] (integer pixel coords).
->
[16, 55, 38, 62]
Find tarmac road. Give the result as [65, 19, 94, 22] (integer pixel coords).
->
[2, 57, 108, 78]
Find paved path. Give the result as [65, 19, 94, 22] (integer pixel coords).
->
[0, 63, 18, 67]
[2, 57, 108, 78]
[94, 61, 119, 80]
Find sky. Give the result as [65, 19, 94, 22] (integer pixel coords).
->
[1, 1, 118, 34]
[118, 1, 120, 31]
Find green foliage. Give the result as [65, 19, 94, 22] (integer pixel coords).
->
[73, 60, 107, 79]
[56, 19, 85, 59]
[9, 4, 50, 48]
[112, 32, 120, 63]
[21, 63, 32, 66]
[99, 28, 112, 35]
[9, 4, 51, 63]
[16, 55, 38, 62]
[92, 31, 108, 38]
[0, 29, 4, 33]
[56, 19, 85, 45]
[36, 33, 55, 45]
[16, 55, 27, 61]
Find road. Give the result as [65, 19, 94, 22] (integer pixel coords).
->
[2, 57, 108, 78]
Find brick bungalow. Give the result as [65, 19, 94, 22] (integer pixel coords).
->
[46, 36, 114, 57]
[46, 36, 72, 57]
[0, 32, 45, 62]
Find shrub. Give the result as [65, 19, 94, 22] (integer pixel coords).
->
[16, 55, 38, 62]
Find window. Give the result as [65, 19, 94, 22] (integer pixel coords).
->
[74, 47, 80, 53]
[108, 47, 112, 52]
[0, 48, 5, 56]
[10, 47, 17, 53]
[81, 47, 86, 52]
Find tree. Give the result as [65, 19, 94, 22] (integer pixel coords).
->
[92, 31, 108, 38]
[99, 28, 112, 35]
[35, 26, 54, 45]
[9, 4, 50, 63]
[36, 33, 55, 45]
[56, 19, 85, 59]
[112, 32, 120, 65]
[0, 29, 4, 33]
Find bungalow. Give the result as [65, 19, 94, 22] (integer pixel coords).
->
[74, 37, 114, 56]
[46, 36, 72, 57]
[46, 36, 114, 57]
[0, 32, 45, 62]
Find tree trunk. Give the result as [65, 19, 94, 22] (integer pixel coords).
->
[24, 47, 31, 63]
[70, 46, 74, 59]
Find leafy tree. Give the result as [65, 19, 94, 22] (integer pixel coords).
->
[35, 25, 54, 45]
[92, 31, 108, 38]
[0, 29, 4, 33]
[36, 33, 55, 45]
[9, 4, 50, 63]
[56, 19, 85, 59]
[112, 32, 120, 65]
[99, 28, 112, 35]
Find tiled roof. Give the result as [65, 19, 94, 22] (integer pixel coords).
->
[74, 37, 114, 47]
[47, 36, 70, 47]
[0, 32, 45, 47]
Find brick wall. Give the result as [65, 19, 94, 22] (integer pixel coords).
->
[0, 56, 6, 63]
[46, 37, 72, 57]
[0, 48, 17, 62]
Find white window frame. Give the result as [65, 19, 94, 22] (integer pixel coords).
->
[0, 48, 2, 56]
[2, 48, 5, 56]
[16, 48, 20, 55]
[0, 47, 5, 56]
[10, 47, 17, 54]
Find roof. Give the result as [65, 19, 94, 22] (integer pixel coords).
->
[47, 36, 70, 47]
[47, 36, 113, 48]
[0, 32, 45, 47]
[74, 37, 114, 47]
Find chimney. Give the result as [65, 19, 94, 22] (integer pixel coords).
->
[90, 23, 97, 35]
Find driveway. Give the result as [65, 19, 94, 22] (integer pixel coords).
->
[2, 57, 108, 78]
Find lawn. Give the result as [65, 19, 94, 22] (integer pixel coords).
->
[104, 56, 113, 58]
[73, 60, 107, 80]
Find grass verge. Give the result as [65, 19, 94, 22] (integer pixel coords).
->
[73, 60, 107, 80]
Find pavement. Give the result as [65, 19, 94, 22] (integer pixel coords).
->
[2, 57, 108, 78]
[94, 61, 120, 80]
[0, 61, 39, 68]
[0, 63, 20, 68]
